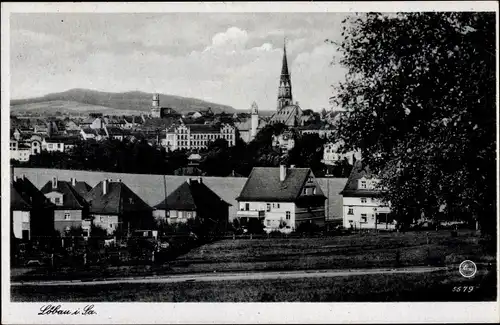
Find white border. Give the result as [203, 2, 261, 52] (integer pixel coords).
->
[2, 2, 499, 324]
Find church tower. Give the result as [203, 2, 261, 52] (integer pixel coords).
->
[151, 93, 161, 118]
[250, 101, 259, 141]
[277, 40, 293, 111]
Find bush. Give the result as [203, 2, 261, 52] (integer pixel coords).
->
[296, 222, 321, 234]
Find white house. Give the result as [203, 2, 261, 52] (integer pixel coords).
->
[10, 139, 31, 162]
[235, 165, 326, 230]
[323, 141, 362, 166]
[340, 161, 394, 230]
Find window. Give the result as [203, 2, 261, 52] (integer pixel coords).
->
[348, 207, 354, 215]
[187, 212, 192, 218]
[54, 197, 61, 204]
[277, 203, 280, 209]
[360, 180, 367, 189]
[64, 213, 70, 220]
[303, 188, 307, 195]
[266, 220, 271, 226]
[266, 203, 271, 212]
[360, 214, 367, 223]
[110, 223, 114, 229]
[178, 211, 184, 218]
[170, 211, 177, 218]
[286, 211, 291, 220]
[245, 203, 249, 211]
[361, 198, 367, 203]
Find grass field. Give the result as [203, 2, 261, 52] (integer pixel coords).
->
[12, 230, 495, 283]
[169, 230, 495, 274]
[11, 268, 496, 302]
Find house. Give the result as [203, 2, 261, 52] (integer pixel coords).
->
[105, 126, 131, 141]
[10, 139, 31, 162]
[80, 128, 107, 141]
[340, 161, 394, 231]
[298, 121, 335, 139]
[80, 117, 105, 129]
[323, 141, 362, 166]
[272, 129, 296, 152]
[11, 175, 55, 238]
[235, 165, 327, 230]
[71, 179, 93, 197]
[153, 178, 231, 231]
[84, 179, 153, 235]
[40, 177, 90, 236]
[11, 184, 32, 241]
[42, 136, 80, 152]
[28, 135, 43, 155]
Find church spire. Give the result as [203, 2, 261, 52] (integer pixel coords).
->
[277, 38, 293, 111]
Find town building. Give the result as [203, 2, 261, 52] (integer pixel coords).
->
[153, 178, 231, 231]
[271, 129, 296, 152]
[340, 161, 394, 231]
[84, 179, 153, 235]
[80, 128, 108, 141]
[235, 102, 267, 143]
[323, 141, 362, 166]
[10, 139, 31, 162]
[298, 121, 336, 139]
[11, 175, 55, 239]
[164, 122, 236, 151]
[235, 165, 327, 230]
[42, 136, 80, 152]
[40, 177, 90, 236]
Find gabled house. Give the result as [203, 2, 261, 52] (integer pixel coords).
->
[84, 179, 153, 235]
[12, 175, 55, 239]
[71, 179, 92, 198]
[80, 128, 107, 141]
[11, 184, 33, 241]
[340, 161, 394, 230]
[235, 165, 327, 230]
[42, 136, 79, 152]
[153, 178, 231, 230]
[40, 177, 90, 236]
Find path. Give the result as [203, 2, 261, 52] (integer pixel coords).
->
[11, 266, 448, 287]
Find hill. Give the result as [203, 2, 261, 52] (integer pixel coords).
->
[10, 89, 237, 115]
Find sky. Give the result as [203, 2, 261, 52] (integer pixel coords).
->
[10, 13, 350, 111]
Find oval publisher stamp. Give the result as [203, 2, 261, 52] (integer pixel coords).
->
[459, 260, 477, 278]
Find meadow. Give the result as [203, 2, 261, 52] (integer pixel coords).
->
[11, 268, 496, 302]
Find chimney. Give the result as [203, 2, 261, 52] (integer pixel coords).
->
[71, 178, 76, 186]
[22, 174, 26, 180]
[279, 164, 287, 182]
[187, 178, 191, 185]
[198, 177, 203, 184]
[103, 179, 108, 195]
[52, 177, 58, 189]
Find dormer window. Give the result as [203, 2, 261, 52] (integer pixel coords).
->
[360, 180, 367, 189]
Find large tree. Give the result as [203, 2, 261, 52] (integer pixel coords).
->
[332, 12, 496, 234]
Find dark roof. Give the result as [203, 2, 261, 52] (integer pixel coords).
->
[44, 136, 80, 144]
[186, 124, 221, 133]
[84, 181, 152, 215]
[40, 180, 88, 210]
[11, 184, 32, 210]
[154, 179, 231, 211]
[340, 161, 381, 197]
[73, 181, 92, 197]
[12, 177, 54, 209]
[236, 167, 326, 202]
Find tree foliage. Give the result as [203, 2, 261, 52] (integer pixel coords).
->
[332, 12, 496, 234]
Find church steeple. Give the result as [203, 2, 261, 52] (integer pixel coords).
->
[277, 38, 293, 111]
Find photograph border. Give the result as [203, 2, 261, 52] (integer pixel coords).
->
[2, 2, 499, 324]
